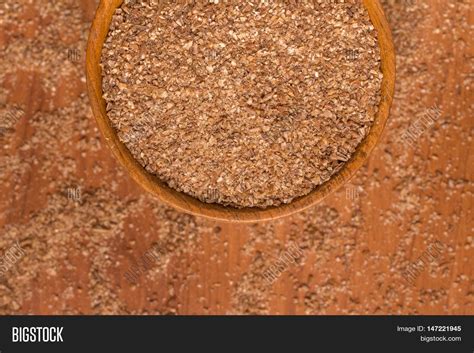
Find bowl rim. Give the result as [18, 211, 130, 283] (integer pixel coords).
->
[86, 0, 396, 223]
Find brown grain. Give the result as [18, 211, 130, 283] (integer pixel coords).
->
[102, 0, 383, 208]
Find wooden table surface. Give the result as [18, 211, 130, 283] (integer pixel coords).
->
[0, 0, 472, 314]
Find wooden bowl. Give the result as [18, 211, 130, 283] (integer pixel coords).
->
[86, 0, 395, 223]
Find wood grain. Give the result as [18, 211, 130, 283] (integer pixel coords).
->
[0, 0, 471, 315]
